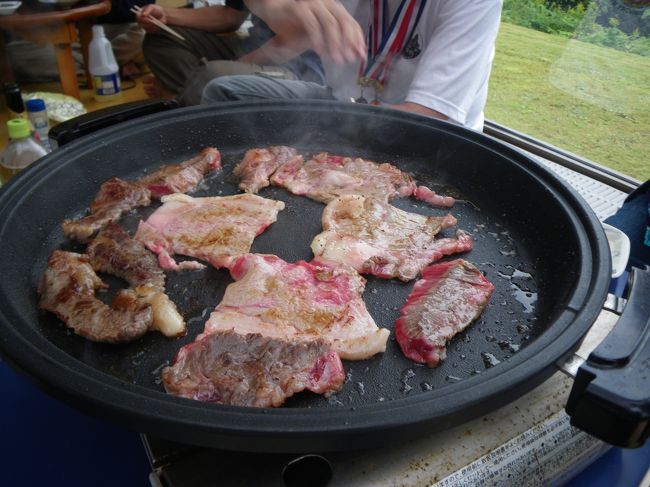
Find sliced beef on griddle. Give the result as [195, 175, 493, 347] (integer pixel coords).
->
[135, 193, 285, 271]
[395, 259, 494, 367]
[87, 223, 185, 337]
[38, 250, 152, 343]
[62, 177, 152, 243]
[266, 151, 454, 207]
[136, 147, 221, 198]
[202, 253, 389, 361]
[161, 330, 345, 407]
[311, 195, 470, 281]
[233, 146, 298, 193]
[88, 223, 165, 290]
[61, 148, 220, 243]
[270, 151, 417, 203]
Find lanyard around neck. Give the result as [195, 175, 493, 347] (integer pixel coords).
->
[358, 0, 427, 91]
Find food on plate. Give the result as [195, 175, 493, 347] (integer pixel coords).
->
[233, 146, 298, 193]
[395, 259, 494, 367]
[38, 250, 152, 343]
[311, 195, 472, 281]
[87, 223, 185, 337]
[62, 177, 151, 243]
[135, 193, 285, 271]
[162, 330, 345, 406]
[61, 148, 221, 243]
[200, 253, 389, 360]
[136, 147, 221, 198]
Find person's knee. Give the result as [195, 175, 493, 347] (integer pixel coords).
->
[201, 76, 241, 104]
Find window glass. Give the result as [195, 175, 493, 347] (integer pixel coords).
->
[486, 0, 650, 181]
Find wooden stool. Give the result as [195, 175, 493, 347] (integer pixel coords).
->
[0, 0, 111, 99]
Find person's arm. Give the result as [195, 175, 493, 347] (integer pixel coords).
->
[243, 0, 365, 64]
[388, 102, 449, 121]
[395, 0, 502, 127]
[136, 4, 248, 33]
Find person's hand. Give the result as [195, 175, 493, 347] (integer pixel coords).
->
[135, 4, 168, 33]
[244, 0, 366, 64]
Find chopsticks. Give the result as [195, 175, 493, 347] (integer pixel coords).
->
[130, 5, 187, 42]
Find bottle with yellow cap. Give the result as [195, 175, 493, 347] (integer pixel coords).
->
[1, 118, 49, 185]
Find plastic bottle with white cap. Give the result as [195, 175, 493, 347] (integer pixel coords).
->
[0, 119, 48, 185]
[25, 98, 52, 152]
[88, 25, 122, 103]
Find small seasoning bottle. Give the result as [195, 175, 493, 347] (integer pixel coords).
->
[25, 98, 52, 152]
[3, 82, 26, 119]
[0, 119, 48, 185]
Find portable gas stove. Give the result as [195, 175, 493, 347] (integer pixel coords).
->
[140, 124, 646, 487]
[1, 119, 648, 487]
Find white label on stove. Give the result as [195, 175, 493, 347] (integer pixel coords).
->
[432, 411, 610, 487]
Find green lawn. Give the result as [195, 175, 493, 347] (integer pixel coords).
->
[486, 22, 650, 182]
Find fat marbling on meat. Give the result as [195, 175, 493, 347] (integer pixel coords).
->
[87, 223, 185, 337]
[201, 253, 389, 360]
[38, 250, 152, 343]
[135, 193, 285, 271]
[233, 146, 298, 193]
[311, 195, 472, 281]
[162, 330, 345, 407]
[136, 147, 221, 198]
[267, 151, 454, 207]
[395, 259, 494, 367]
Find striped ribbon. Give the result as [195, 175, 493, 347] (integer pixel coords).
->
[358, 0, 427, 92]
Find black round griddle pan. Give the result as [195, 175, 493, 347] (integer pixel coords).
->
[0, 101, 646, 452]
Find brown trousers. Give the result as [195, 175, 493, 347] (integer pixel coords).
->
[142, 26, 295, 106]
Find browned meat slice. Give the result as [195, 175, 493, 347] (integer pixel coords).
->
[88, 223, 165, 290]
[395, 259, 494, 367]
[311, 195, 470, 281]
[38, 250, 152, 343]
[135, 193, 285, 271]
[233, 146, 298, 193]
[266, 151, 454, 207]
[62, 177, 151, 243]
[162, 330, 345, 407]
[202, 253, 389, 360]
[87, 223, 185, 337]
[136, 147, 222, 198]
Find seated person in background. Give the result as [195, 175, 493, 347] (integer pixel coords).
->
[202, 0, 503, 131]
[136, 0, 325, 106]
[5, 0, 150, 84]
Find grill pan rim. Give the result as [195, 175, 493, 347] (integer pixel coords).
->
[0, 101, 611, 451]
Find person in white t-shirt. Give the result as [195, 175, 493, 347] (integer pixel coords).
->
[201, 0, 502, 131]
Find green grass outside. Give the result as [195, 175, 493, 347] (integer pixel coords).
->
[486, 22, 650, 182]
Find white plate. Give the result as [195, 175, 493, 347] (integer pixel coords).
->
[0, 1, 21, 15]
[602, 223, 631, 278]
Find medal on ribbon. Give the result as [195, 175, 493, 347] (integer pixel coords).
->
[356, 0, 427, 104]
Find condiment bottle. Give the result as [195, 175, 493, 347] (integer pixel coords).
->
[88, 25, 122, 102]
[3, 82, 26, 119]
[25, 98, 52, 152]
[0, 119, 48, 185]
